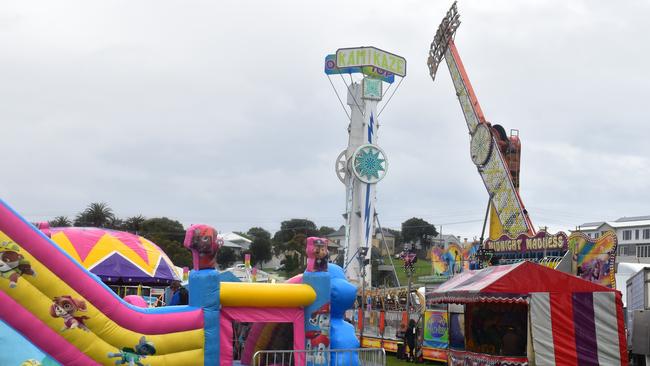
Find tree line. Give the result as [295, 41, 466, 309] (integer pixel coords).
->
[47, 203, 439, 278]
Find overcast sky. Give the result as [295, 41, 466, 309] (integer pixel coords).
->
[1, 1, 649, 240]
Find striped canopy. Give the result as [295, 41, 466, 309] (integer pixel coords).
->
[429, 261, 611, 304]
[430, 261, 628, 365]
[46, 227, 181, 285]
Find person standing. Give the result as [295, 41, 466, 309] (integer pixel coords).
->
[405, 319, 417, 362]
[168, 280, 189, 306]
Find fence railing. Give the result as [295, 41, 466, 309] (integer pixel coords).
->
[251, 347, 386, 366]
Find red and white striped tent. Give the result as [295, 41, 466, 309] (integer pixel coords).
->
[428, 261, 628, 366]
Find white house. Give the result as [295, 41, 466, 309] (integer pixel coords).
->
[576, 216, 650, 263]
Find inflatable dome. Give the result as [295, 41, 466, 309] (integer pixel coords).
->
[44, 227, 181, 285]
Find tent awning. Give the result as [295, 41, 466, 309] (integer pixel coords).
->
[428, 261, 615, 304]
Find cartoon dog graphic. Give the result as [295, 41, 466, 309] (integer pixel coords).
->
[108, 336, 156, 366]
[310, 334, 330, 364]
[49, 296, 90, 332]
[0, 250, 36, 288]
[306, 237, 329, 272]
[183, 224, 222, 270]
[309, 303, 330, 336]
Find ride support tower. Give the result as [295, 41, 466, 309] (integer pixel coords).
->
[326, 47, 406, 287]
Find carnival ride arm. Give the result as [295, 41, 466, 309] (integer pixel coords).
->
[427, 2, 534, 237]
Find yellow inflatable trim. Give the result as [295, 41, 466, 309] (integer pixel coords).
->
[220, 282, 316, 307]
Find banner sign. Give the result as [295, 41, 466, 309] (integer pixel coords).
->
[570, 231, 617, 288]
[335, 47, 406, 77]
[483, 231, 568, 253]
[423, 347, 448, 362]
[424, 311, 448, 349]
[324, 54, 395, 83]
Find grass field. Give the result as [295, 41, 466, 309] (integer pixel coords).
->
[386, 354, 412, 365]
[390, 257, 433, 287]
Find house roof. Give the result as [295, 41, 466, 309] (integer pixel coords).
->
[615, 215, 650, 223]
[578, 221, 606, 231]
[325, 226, 345, 238]
[375, 228, 395, 238]
[434, 234, 460, 243]
[578, 216, 650, 231]
[221, 232, 252, 243]
[609, 219, 650, 228]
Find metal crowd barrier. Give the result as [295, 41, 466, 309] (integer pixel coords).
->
[251, 347, 386, 366]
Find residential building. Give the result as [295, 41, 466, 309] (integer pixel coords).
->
[372, 228, 396, 256]
[576, 216, 650, 263]
[324, 226, 345, 262]
[432, 233, 462, 248]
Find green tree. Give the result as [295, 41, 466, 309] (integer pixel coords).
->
[140, 217, 191, 268]
[74, 202, 115, 227]
[279, 252, 302, 277]
[318, 226, 336, 237]
[401, 217, 438, 253]
[273, 219, 319, 275]
[217, 247, 237, 270]
[247, 227, 273, 266]
[106, 216, 124, 230]
[49, 216, 72, 227]
[272, 219, 319, 254]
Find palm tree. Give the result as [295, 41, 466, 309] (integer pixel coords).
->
[49, 216, 72, 227]
[106, 216, 124, 230]
[74, 202, 115, 227]
[124, 215, 146, 234]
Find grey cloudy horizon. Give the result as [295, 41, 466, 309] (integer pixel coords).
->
[2, 1, 649, 240]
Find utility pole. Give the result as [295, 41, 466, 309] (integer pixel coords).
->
[357, 246, 369, 346]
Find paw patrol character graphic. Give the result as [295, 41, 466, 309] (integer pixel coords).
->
[107, 336, 156, 366]
[50, 296, 90, 331]
[306, 237, 329, 272]
[0, 247, 36, 288]
[309, 303, 330, 336]
[183, 224, 222, 270]
[305, 331, 324, 364]
[310, 334, 330, 364]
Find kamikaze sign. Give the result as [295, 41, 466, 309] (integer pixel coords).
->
[336, 47, 406, 77]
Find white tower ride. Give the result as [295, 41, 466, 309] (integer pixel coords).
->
[327, 47, 406, 287]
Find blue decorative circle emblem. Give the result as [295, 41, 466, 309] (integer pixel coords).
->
[352, 144, 388, 184]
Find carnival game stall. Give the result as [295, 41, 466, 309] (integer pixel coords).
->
[348, 286, 424, 353]
[427, 261, 628, 366]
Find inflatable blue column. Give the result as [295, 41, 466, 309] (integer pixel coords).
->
[329, 263, 360, 366]
[189, 269, 220, 366]
[304, 271, 331, 365]
[183, 225, 223, 366]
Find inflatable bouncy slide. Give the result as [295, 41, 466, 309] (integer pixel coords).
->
[0, 199, 361, 365]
